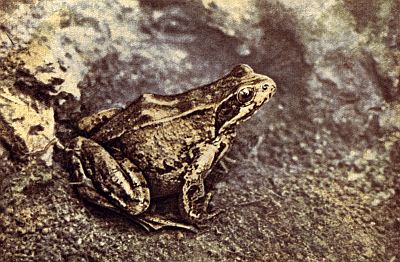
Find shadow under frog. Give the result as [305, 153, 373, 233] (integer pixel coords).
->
[68, 64, 276, 231]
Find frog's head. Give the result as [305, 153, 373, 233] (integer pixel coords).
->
[215, 64, 277, 134]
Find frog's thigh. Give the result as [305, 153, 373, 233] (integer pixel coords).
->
[75, 184, 121, 212]
[70, 136, 150, 216]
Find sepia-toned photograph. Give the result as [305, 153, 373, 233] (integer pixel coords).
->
[0, 0, 399, 261]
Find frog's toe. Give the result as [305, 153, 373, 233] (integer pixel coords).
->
[206, 209, 224, 220]
[202, 192, 214, 212]
[133, 214, 198, 232]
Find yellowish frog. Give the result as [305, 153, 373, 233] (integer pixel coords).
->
[68, 64, 276, 231]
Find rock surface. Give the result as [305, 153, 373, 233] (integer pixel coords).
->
[0, 46, 56, 162]
[0, 0, 399, 261]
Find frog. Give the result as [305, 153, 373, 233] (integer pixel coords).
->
[68, 64, 277, 231]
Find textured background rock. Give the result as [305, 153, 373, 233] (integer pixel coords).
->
[0, 0, 399, 261]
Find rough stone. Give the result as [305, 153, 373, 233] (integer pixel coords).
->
[0, 84, 54, 161]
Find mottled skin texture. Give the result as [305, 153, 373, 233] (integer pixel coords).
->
[69, 64, 276, 230]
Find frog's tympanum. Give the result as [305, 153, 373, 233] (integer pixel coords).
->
[68, 64, 276, 231]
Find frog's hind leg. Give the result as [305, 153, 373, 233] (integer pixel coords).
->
[73, 184, 151, 231]
[73, 174, 197, 232]
[74, 184, 123, 215]
[76, 184, 197, 232]
[69, 136, 150, 217]
[69, 137, 196, 232]
[73, 184, 149, 231]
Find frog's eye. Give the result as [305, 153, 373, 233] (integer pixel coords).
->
[237, 87, 255, 104]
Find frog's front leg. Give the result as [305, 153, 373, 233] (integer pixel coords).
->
[69, 136, 150, 216]
[179, 137, 229, 224]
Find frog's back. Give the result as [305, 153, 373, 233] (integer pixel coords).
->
[91, 90, 220, 144]
[121, 107, 215, 174]
[115, 107, 215, 197]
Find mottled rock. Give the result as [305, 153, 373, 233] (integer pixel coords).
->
[0, 84, 54, 161]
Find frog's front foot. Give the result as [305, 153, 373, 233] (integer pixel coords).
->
[179, 185, 221, 224]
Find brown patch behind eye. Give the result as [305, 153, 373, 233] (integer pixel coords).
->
[215, 95, 241, 133]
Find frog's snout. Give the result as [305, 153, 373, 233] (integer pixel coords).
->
[261, 79, 277, 98]
[262, 82, 276, 91]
